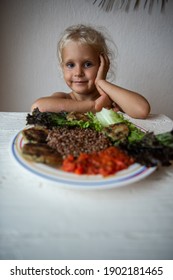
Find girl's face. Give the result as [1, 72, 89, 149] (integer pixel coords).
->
[61, 41, 100, 98]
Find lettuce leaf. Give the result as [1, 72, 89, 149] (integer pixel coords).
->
[27, 108, 102, 130]
[156, 131, 173, 148]
[96, 108, 124, 126]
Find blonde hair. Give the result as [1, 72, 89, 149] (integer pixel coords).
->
[57, 24, 117, 80]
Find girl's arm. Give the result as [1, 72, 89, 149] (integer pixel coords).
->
[96, 80, 150, 118]
[31, 92, 95, 113]
[95, 54, 151, 119]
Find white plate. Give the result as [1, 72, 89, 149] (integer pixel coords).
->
[11, 129, 157, 190]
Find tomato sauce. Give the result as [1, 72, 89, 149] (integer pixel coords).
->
[62, 146, 134, 177]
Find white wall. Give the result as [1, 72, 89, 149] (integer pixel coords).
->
[0, 0, 173, 118]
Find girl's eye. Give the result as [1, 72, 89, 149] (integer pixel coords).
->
[84, 61, 93, 68]
[66, 62, 75, 69]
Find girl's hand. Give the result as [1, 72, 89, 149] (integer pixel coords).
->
[94, 55, 111, 111]
[94, 54, 113, 112]
[95, 54, 110, 84]
[94, 84, 112, 112]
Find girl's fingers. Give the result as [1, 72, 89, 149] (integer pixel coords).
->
[100, 54, 110, 69]
[103, 54, 110, 67]
[97, 54, 109, 80]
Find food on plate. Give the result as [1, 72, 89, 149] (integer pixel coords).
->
[66, 111, 91, 122]
[22, 126, 62, 166]
[22, 126, 49, 143]
[22, 142, 62, 166]
[63, 146, 134, 176]
[120, 131, 173, 166]
[26, 108, 99, 130]
[102, 123, 129, 142]
[21, 108, 173, 176]
[26, 107, 145, 142]
[47, 126, 112, 157]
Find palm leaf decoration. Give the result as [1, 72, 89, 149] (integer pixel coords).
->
[92, 0, 168, 12]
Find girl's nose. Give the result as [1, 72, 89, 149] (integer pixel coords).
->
[74, 65, 84, 76]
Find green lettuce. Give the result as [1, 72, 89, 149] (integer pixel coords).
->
[27, 108, 102, 130]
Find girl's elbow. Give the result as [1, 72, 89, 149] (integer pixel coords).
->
[137, 102, 151, 119]
[129, 101, 150, 119]
[31, 98, 46, 112]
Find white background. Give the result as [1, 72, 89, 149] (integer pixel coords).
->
[0, 0, 173, 118]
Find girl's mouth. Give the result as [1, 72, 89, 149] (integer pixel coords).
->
[73, 81, 87, 83]
[73, 81, 86, 84]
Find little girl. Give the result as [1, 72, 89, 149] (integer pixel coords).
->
[31, 24, 150, 119]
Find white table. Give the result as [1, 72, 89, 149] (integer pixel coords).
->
[0, 112, 173, 260]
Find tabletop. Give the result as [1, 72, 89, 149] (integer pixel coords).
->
[0, 112, 173, 260]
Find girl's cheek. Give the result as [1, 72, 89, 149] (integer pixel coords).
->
[63, 72, 70, 80]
